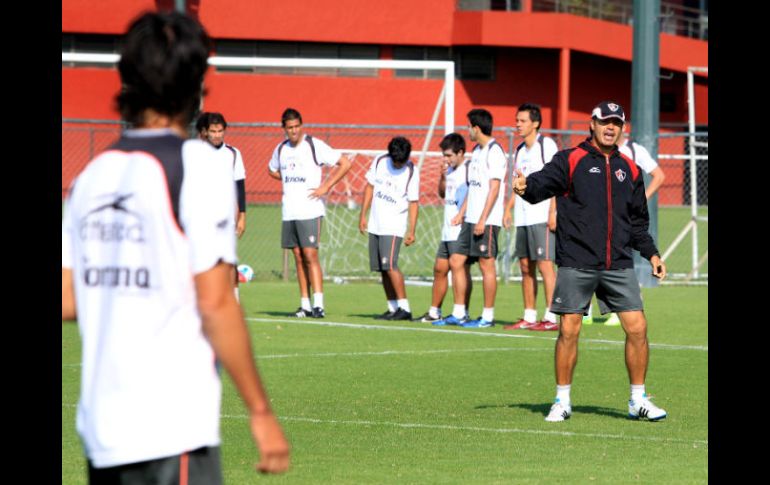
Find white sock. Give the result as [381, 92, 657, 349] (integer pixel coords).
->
[397, 298, 410, 312]
[482, 307, 494, 322]
[544, 308, 557, 323]
[556, 384, 571, 405]
[301, 297, 311, 311]
[523, 308, 537, 323]
[234, 286, 239, 303]
[630, 384, 646, 401]
[585, 303, 593, 316]
[313, 292, 324, 309]
[387, 300, 398, 312]
[429, 306, 441, 318]
[452, 304, 466, 319]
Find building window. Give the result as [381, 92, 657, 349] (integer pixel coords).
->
[214, 40, 380, 77]
[61, 34, 120, 68]
[393, 46, 495, 81]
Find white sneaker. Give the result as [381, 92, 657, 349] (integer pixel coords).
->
[545, 400, 572, 422]
[628, 394, 667, 421]
[605, 313, 621, 326]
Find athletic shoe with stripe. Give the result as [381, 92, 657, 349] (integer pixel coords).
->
[386, 308, 413, 321]
[628, 394, 667, 421]
[414, 312, 442, 323]
[294, 307, 312, 318]
[545, 399, 572, 422]
[432, 314, 467, 326]
[530, 320, 559, 331]
[374, 310, 396, 320]
[582, 314, 594, 325]
[311, 307, 325, 318]
[461, 317, 494, 328]
[504, 319, 537, 330]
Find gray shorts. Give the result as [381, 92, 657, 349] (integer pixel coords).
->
[550, 267, 644, 315]
[436, 240, 464, 259]
[369, 233, 403, 272]
[514, 223, 555, 261]
[88, 446, 222, 485]
[282, 217, 322, 248]
[456, 222, 499, 259]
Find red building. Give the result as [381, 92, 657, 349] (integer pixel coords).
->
[62, 0, 708, 128]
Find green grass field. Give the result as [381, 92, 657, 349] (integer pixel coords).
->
[62, 281, 708, 484]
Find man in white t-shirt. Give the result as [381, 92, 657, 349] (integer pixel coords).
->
[199, 111, 248, 301]
[61, 12, 289, 482]
[268, 108, 352, 318]
[358, 136, 420, 321]
[414, 133, 474, 323]
[585, 126, 667, 326]
[503, 103, 560, 332]
[435, 109, 506, 328]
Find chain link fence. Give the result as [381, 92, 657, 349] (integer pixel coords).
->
[62, 120, 707, 283]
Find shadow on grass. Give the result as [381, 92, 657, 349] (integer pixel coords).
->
[475, 402, 628, 420]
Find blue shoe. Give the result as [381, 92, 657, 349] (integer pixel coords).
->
[461, 317, 494, 328]
[432, 314, 467, 326]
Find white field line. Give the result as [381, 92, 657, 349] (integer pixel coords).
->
[246, 317, 708, 352]
[60, 404, 706, 447]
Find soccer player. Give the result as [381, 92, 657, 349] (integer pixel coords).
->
[61, 11, 289, 482]
[435, 109, 506, 328]
[358, 136, 420, 321]
[199, 111, 248, 301]
[268, 108, 352, 318]
[502, 103, 560, 331]
[414, 133, 473, 323]
[195, 111, 210, 140]
[512, 101, 668, 422]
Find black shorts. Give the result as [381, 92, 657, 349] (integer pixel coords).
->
[88, 446, 222, 485]
[550, 267, 644, 315]
[456, 222, 499, 259]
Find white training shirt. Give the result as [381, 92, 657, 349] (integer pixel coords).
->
[465, 139, 507, 226]
[619, 138, 659, 174]
[268, 134, 341, 221]
[512, 134, 558, 226]
[212, 142, 246, 182]
[62, 129, 235, 468]
[442, 161, 470, 241]
[365, 155, 420, 237]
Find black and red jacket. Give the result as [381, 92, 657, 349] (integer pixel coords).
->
[521, 138, 659, 270]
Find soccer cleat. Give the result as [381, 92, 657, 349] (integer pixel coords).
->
[605, 313, 621, 326]
[545, 400, 572, 422]
[386, 308, 413, 321]
[530, 320, 559, 331]
[311, 307, 325, 318]
[374, 310, 396, 320]
[414, 312, 442, 323]
[461, 317, 494, 328]
[582, 314, 594, 325]
[432, 314, 468, 326]
[628, 394, 667, 421]
[503, 319, 537, 330]
[294, 307, 312, 318]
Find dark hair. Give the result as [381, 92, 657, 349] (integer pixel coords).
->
[388, 136, 412, 164]
[117, 12, 211, 126]
[281, 108, 303, 127]
[517, 103, 542, 130]
[206, 112, 227, 129]
[194, 112, 209, 133]
[439, 133, 466, 154]
[467, 108, 493, 136]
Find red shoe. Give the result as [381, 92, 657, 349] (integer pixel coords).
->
[504, 319, 537, 330]
[530, 320, 559, 331]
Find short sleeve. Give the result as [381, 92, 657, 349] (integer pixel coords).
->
[180, 141, 237, 275]
[407, 165, 420, 202]
[313, 138, 342, 167]
[61, 191, 75, 269]
[365, 156, 381, 186]
[488, 145, 507, 180]
[543, 137, 559, 164]
[233, 147, 246, 181]
[633, 143, 659, 174]
[268, 143, 282, 173]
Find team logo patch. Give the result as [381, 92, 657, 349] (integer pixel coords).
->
[479, 244, 487, 252]
[589, 167, 601, 174]
[382, 257, 388, 264]
[537, 247, 543, 256]
[309, 235, 316, 243]
[614, 169, 626, 182]
[608, 103, 619, 112]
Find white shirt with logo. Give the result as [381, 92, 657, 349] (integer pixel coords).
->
[442, 161, 469, 241]
[619, 138, 659, 174]
[268, 134, 341, 221]
[465, 139, 507, 226]
[512, 135, 558, 226]
[213, 143, 246, 182]
[365, 155, 420, 237]
[62, 131, 235, 468]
